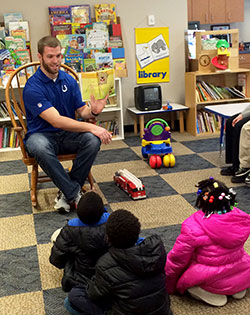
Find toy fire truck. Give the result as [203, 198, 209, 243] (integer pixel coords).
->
[113, 169, 146, 200]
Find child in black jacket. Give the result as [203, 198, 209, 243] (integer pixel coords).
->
[65, 209, 173, 315]
[49, 191, 110, 292]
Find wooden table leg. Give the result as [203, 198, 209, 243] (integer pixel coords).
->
[139, 115, 145, 138]
[133, 115, 138, 135]
[170, 112, 175, 130]
[179, 111, 184, 133]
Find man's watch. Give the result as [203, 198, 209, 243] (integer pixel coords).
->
[91, 110, 99, 117]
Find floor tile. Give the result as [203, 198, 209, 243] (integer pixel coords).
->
[0, 246, 41, 297]
[0, 291, 45, 315]
[0, 214, 36, 250]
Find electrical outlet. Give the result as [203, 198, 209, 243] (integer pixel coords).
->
[148, 15, 155, 26]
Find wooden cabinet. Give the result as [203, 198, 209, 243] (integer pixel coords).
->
[239, 53, 250, 69]
[185, 69, 250, 136]
[188, 0, 244, 24]
[226, 0, 244, 23]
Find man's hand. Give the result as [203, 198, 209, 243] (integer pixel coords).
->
[92, 124, 112, 144]
[232, 113, 243, 127]
[90, 94, 109, 116]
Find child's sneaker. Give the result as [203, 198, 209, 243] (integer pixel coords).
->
[232, 290, 247, 299]
[75, 191, 83, 206]
[50, 228, 62, 243]
[187, 286, 227, 306]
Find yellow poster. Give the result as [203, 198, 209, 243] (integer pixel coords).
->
[135, 27, 169, 84]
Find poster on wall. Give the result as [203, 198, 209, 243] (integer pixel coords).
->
[135, 27, 169, 84]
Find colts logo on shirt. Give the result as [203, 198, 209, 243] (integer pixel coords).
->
[37, 103, 42, 108]
[62, 84, 68, 92]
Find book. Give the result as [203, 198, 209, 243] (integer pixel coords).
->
[86, 28, 109, 49]
[48, 6, 71, 25]
[14, 49, 30, 65]
[0, 27, 6, 49]
[70, 5, 91, 24]
[95, 52, 113, 70]
[64, 54, 84, 72]
[56, 34, 86, 55]
[84, 58, 97, 72]
[5, 36, 26, 50]
[4, 13, 23, 32]
[0, 127, 3, 148]
[95, 4, 117, 25]
[8, 21, 30, 41]
[50, 24, 72, 37]
[0, 49, 15, 71]
[79, 68, 115, 101]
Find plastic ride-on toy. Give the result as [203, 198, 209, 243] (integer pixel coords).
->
[141, 118, 175, 168]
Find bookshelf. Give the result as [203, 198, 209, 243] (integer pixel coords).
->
[185, 69, 250, 136]
[98, 77, 124, 140]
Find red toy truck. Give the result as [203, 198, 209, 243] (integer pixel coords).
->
[113, 169, 146, 200]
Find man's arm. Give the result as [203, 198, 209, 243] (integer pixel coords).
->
[40, 107, 112, 144]
[76, 95, 109, 120]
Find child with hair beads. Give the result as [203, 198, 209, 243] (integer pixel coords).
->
[165, 177, 250, 307]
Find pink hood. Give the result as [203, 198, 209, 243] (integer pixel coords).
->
[194, 208, 250, 249]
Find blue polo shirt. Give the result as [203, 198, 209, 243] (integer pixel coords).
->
[23, 67, 86, 140]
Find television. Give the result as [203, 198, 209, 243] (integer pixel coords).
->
[134, 84, 162, 111]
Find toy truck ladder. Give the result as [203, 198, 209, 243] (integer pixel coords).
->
[118, 169, 144, 190]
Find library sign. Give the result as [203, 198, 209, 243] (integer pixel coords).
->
[135, 27, 169, 84]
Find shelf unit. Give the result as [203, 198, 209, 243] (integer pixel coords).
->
[185, 69, 250, 136]
[98, 77, 124, 140]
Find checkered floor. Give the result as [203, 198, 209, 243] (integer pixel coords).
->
[0, 132, 249, 315]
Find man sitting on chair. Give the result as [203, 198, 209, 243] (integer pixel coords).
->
[220, 104, 250, 177]
[23, 36, 112, 213]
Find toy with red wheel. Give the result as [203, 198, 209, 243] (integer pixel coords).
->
[141, 118, 175, 168]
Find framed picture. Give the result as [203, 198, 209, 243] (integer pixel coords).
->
[210, 24, 231, 45]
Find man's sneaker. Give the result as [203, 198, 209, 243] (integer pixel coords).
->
[75, 191, 83, 206]
[245, 173, 250, 185]
[54, 192, 71, 214]
[234, 167, 250, 177]
[220, 166, 236, 176]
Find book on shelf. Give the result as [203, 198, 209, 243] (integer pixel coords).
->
[94, 4, 117, 25]
[14, 49, 30, 65]
[50, 23, 72, 37]
[70, 5, 91, 24]
[56, 34, 86, 54]
[48, 6, 71, 25]
[0, 27, 5, 49]
[86, 28, 109, 49]
[0, 127, 3, 148]
[0, 49, 15, 71]
[95, 52, 113, 70]
[8, 21, 30, 41]
[4, 13, 23, 32]
[79, 68, 115, 101]
[96, 117, 119, 135]
[5, 36, 26, 50]
[83, 58, 97, 72]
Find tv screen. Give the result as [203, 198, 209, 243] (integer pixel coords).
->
[144, 87, 159, 101]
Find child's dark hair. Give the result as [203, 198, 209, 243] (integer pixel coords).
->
[106, 209, 141, 249]
[77, 191, 104, 224]
[195, 177, 237, 216]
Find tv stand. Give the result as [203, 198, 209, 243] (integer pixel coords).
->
[127, 104, 188, 138]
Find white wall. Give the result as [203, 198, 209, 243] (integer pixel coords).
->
[0, 0, 187, 125]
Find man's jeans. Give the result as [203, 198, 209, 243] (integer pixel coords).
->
[25, 131, 101, 201]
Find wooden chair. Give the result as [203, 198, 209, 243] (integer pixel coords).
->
[5, 61, 94, 207]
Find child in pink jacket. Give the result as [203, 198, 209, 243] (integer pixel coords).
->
[165, 177, 250, 307]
